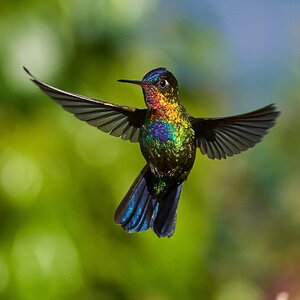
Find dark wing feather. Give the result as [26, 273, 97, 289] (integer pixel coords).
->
[190, 104, 280, 159]
[24, 67, 147, 142]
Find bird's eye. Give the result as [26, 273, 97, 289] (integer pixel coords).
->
[158, 79, 168, 88]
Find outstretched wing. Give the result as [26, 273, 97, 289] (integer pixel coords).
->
[24, 67, 147, 142]
[190, 104, 280, 160]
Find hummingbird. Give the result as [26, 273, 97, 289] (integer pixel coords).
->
[24, 67, 280, 238]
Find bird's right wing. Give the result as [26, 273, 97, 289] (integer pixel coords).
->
[24, 67, 147, 142]
[190, 104, 280, 159]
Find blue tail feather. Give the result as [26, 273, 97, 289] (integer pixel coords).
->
[153, 184, 182, 237]
[114, 166, 154, 233]
[128, 193, 153, 233]
[123, 183, 148, 231]
[114, 165, 183, 238]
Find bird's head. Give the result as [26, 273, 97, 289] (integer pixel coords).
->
[118, 67, 180, 110]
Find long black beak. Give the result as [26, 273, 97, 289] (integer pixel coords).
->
[118, 79, 147, 86]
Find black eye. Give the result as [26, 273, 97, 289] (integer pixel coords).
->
[158, 79, 168, 88]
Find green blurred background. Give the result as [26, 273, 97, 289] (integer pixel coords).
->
[1, 1, 300, 299]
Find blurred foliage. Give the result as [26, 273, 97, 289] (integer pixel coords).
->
[1, 1, 300, 299]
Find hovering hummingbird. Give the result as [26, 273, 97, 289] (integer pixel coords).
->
[24, 67, 280, 238]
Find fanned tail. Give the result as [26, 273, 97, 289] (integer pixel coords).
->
[114, 165, 183, 238]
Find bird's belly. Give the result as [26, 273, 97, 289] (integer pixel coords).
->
[140, 120, 195, 181]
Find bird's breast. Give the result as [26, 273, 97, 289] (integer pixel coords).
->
[140, 119, 196, 180]
[147, 119, 177, 142]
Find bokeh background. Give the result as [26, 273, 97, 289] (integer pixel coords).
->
[1, 1, 300, 299]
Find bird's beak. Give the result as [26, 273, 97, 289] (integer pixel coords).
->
[118, 79, 148, 87]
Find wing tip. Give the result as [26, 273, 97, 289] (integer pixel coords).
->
[23, 66, 35, 79]
[23, 66, 39, 86]
[263, 103, 281, 129]
[265, 103, 281, 118]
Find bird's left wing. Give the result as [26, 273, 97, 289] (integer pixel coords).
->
[24, 67, 147, 142]
[190, 104, 280, 159]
